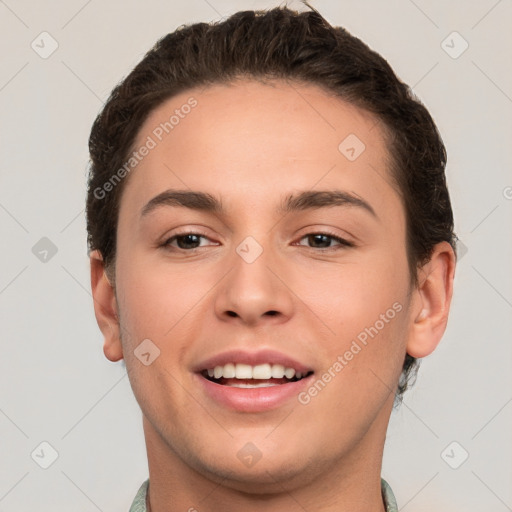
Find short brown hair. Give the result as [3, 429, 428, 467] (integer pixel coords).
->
[86, 5, 456, 399]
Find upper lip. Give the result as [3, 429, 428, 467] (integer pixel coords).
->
[193, 349, 314, 374]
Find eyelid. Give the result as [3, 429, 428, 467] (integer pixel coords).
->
[293, 223, 355, 241]
[294, 231, 355, 250]
[161, 229, 218, 247]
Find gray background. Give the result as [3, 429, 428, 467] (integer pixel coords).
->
[1, 0, 511, 510]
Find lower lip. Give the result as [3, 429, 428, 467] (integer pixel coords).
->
[195, 373, 314, 412]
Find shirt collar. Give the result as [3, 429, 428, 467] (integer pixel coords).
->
[129, 478, 398, 511]
[381, 478, 398, 512]
[129, 479, 148, 512]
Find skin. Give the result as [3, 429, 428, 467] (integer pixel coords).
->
[90, 79, 455, 511]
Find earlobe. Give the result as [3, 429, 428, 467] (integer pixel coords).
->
[90, 250, 124, 362]
[406, 241, 456, 359]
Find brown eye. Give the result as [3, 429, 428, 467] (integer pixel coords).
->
[162, 232, 217, 251]
[297, 233, 353, 250]
[172, 234, 202, 249]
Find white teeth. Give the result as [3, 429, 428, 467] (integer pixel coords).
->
[223, 363, 236, 378]
[226, 382, 279, 388]
[271, 364, 285, 378]
[214, 366, 223, 379]
[252, 363, 272, 379]
[284, 367, 296, 379]
[205, 363, 306, 380]
[235, 363, 253, 379]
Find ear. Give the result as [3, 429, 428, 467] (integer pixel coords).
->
[90, 250, 123, 362]
[406, 241, 456, 358]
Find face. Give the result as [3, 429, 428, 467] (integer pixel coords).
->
[95, 79, 429, 491]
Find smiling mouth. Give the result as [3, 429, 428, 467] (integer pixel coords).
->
[200, 363, 314, 388]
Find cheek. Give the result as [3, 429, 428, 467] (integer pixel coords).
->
[114, 254, 221, 352]
[292, 248, 409, 330]
[291, 245, 411, 389]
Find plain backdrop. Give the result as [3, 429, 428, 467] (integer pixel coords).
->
[1, 0, 511, 510]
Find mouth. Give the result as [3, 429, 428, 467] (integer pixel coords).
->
[200, 363, 314, 388]
[193, 349, 315, 412]
[195, 360, 315, 412]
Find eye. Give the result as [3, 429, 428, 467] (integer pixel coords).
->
[160, 231, 352, 252]
[162, 232, 218, 250]
[295, 232, 354, 250]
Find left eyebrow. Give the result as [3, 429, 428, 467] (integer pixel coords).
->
[279, 190, 378, 219]
[140, 189, 377, 219]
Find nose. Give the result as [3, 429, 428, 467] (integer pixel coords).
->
[213, 238, 295, 327]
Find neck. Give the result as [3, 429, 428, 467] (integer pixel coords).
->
[142, 408, 391, 512]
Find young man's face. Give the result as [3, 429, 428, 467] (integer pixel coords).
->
[92, 79, 449, 491]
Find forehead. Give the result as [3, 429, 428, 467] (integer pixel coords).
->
[121, 79, 401, 224]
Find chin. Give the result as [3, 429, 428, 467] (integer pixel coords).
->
[185, 444, 319, 493]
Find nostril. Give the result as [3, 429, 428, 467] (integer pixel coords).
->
[265, 310, 279, 316]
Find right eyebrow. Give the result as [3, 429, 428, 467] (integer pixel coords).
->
[140, 190, 223, 218]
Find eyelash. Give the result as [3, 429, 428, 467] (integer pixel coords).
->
[295, 232, 354, 251]
[161, 230, 354, 252]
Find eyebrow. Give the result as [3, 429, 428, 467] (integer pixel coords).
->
[280, 190, 377, 218]
[140, 189, 377, 219]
